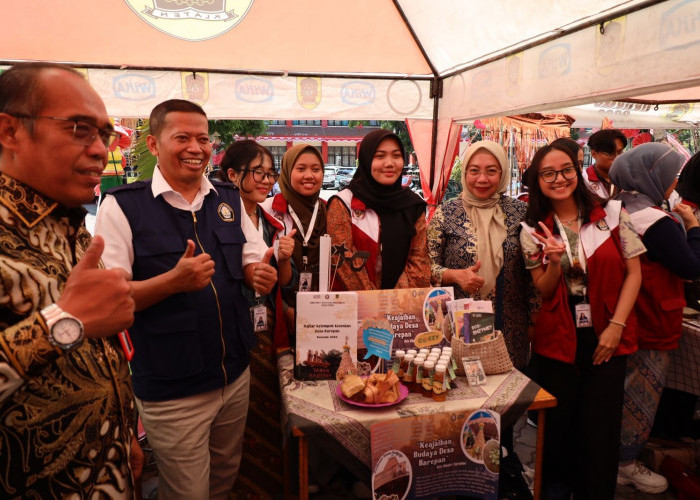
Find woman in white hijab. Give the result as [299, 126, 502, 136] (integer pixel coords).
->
[427, 140, 534, 370]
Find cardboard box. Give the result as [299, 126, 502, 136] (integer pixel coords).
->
[639, 438, 696, 474]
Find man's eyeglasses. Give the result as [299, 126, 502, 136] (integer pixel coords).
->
[539, 166, 578, 183]
[597, 149, 625, 159]
[11, 114, 119, 148]
[243, 168, 279, 183]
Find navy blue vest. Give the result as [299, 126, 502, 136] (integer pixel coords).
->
[109, 181, 254, 401]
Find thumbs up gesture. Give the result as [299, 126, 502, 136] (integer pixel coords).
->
[246, 247, 278, 295]
[172, 239, 215, 292]
[57, 235, 135, 337]
[443, 260, 485, 296]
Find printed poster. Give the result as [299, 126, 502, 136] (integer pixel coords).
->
[356, 287, 454, 364]
[370, 410, 500, 499]
[295, 292, 358, 380]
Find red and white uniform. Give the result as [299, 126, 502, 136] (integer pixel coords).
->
[628, 206, 685, 350]
[583, 165, 613, 198]
[522, 200, 637, 363]
[331, 189, 381, 288]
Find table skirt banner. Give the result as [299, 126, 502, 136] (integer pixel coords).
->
[371, 410, 501, 499]
[278, 350, 539, 474]
[668, 318, 700, 396]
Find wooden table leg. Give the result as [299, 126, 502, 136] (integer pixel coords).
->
[298, 434, 308, 500]
[534, 408, 546, 500]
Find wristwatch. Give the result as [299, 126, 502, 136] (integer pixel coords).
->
[40, 304, 85, 352]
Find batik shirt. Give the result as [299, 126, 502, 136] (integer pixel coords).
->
[0, 173, 135, 499]
[427, 195, 537, 369]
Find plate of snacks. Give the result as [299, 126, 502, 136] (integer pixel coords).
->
[337, 372, 409, 407]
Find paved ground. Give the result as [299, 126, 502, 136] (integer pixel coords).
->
[513, 413, 681, 500]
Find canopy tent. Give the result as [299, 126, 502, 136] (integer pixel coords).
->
[2, 0, 700, 202]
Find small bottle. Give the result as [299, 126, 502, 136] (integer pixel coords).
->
[407, 349, 418, 357]
[392, 350, 406, 376]
[432, 363, 448, 402]
[412, 357, 424, 393]
[421, 360, 435, 397]
[430, 347, 441, 355]
[419, 348, 430, 357]
[402, 353, 415, 391]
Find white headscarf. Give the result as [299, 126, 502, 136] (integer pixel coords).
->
[460, 141, 510, 297]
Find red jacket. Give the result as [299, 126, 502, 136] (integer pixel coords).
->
[523, 201, 637, 363]
[628, 206, 685, 350]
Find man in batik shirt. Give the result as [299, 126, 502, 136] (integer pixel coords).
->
[0, 63, 139, 498]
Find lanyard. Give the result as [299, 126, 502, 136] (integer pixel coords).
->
[288, 201, 319, 248]
[554, 215, 587, 275]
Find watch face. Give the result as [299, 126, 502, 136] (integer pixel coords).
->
[52, 318, 82, 344]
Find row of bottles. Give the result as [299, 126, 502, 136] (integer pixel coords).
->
[392, 347, 457, 402]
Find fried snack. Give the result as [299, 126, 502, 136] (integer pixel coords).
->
[341, 374, 366, 400]
[362, 372, 400, 404]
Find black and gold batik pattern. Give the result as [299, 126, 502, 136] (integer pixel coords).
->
[0, 173, 135, 499]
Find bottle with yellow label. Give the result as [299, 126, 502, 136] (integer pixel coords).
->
[432, 363, 448, 402]
[421, 360, 435, 397]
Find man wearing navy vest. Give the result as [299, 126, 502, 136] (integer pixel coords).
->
[95, 99, 278, 500]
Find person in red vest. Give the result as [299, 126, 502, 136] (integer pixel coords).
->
[521, 142, 644, 499]
[583, 129, 627, 198]
[610, 143, 700, 494]
[327, 129, 429, 291]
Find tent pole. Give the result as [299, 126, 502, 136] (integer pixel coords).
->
[429, 78, 442, 190]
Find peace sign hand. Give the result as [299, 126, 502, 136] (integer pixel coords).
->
[531, 222, 566, 265]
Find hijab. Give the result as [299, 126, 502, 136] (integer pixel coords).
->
[610, 142, 683, 215]
[460, 141, 510, 297]
[347, 129, 426, 289]
[676, 151, 700, 205]
[279, 144, 327, 276]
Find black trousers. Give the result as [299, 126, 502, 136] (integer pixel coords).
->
[533, 326, 627, 500]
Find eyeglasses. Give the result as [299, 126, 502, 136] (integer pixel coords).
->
[466, 167, 501, 178]
[597, 149, 625, 159]
[11, 114, 119, 148]
[539, 166, 578, 183]
[243, 168, 279, 183]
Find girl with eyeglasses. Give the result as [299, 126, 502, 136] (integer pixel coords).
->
[220, 139, 296, 498]
[520, 143, 644, 499]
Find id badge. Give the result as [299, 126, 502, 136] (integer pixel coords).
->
[575, 303, 592, 328]
[299, 272, 312, 292]
[251, 304, 267, 332]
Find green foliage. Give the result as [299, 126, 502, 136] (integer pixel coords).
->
[133, 120, 157, 181]
[208, 120, 269, 148]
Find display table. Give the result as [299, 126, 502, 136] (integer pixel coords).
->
[278, 349, 556, 499]
[667, 315, 700, 397]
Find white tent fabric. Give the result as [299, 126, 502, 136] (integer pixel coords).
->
[2, 0, 699, 122]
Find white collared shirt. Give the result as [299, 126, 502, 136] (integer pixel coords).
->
[95, 166, 268, 278]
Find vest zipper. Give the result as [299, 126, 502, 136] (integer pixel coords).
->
[191, 211, 228, 386]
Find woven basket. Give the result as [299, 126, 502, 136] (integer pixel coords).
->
[451, 330, 514, 375]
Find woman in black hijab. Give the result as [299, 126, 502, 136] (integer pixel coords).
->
[327, 129, 430, 290]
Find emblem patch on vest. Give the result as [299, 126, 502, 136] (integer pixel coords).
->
[596, 219, 609, 231]
[218, 203, 234, 222]
[352, 209, 365, 220]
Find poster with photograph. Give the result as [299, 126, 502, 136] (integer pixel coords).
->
[356, 287, 454, 367]
[295, 292, 358, 380]
[371, 409, 500, 499]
